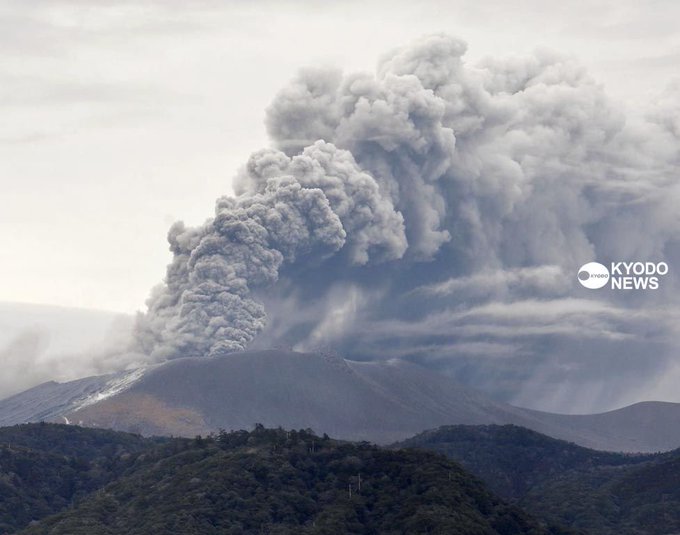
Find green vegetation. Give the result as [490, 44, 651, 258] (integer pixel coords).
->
[396, 424, 680, 534]
[1, 423, 555, 535]
[0, 421, 165, 462]
[16, 421, 680, 534]
[0, 423, 167, 534]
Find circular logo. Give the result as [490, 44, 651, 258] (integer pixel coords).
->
[577, 262, 610, 289]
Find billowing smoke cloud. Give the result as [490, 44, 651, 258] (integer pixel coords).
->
[134, 142, 406, 360]
[134, 34, 680, 412]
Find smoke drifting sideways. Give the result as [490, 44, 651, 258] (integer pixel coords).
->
[133, 34, 680, 412]
[0, 311, 137, 400]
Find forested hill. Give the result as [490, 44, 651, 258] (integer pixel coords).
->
[394, 424, 656, 499]
[0, 423, 168, 534]
[396, 424, 680, 534]
[1, 423, 562, 535]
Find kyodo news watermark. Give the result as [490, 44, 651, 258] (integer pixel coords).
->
[577, 261, 669, 290]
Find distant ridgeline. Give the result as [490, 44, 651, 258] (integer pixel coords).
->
[1, 423, 561, 535]
[396, 424, 680, 535]
[6, 350, 680, 453]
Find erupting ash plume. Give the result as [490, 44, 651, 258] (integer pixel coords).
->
[134, 35, 680, 411]
[135, 142, 406, 359]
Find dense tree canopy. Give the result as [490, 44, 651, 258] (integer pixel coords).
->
[0, 423, 556, 535]
[397, 424, 680, 534]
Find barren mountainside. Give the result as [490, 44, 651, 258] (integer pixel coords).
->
[2, 350, 680, 452]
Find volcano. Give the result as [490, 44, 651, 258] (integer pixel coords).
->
[2, 349, 680, 452]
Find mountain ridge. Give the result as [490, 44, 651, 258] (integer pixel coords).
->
[2, 349, 680, 452]
[395, 424, 680, 534]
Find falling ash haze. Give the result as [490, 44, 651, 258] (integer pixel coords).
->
[133, 35, 680, 412]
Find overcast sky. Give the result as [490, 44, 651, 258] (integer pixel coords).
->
[2, 0, 679, 313]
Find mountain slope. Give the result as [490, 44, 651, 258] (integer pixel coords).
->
[397, 424, 680, 534]
[3, 350, 680, 452]
[18, 425, 557, 535]
[0, 350, 546, 444]
[395, 425, 655, 499]
[0, 374, 126, 428]
[522, 402, 680, 453]
[0, 423, 162, 534]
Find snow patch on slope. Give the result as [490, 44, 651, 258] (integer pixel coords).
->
[72, 367, 147, 411]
